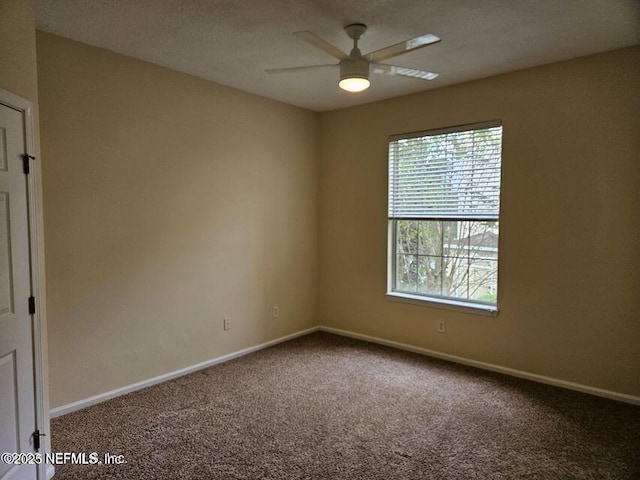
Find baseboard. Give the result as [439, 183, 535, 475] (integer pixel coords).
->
[50, 324, 639, 417]
[319, 326, 640, 406]
[50, 326, 320, 418]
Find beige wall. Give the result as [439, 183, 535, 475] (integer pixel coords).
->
[318, 46, 640, 397]
[0, 0, 38, 101]
[37, 32, 318, 408]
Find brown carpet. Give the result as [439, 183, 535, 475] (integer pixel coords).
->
[51, 332, 640, 479]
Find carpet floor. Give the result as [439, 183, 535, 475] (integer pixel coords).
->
[51, 332, 640, 479]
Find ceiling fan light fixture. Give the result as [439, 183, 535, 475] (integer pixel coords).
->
[339, 57, 370, 92]
[339, 76, 370, 92]
[266, 23, 441, 95]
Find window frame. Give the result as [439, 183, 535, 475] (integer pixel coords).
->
[386, 120, 503, 317]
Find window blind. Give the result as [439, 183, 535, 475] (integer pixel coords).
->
[388, 121, 502, 220]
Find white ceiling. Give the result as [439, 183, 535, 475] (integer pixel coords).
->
[35, 0, 640, 112]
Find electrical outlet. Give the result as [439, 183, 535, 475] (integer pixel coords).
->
[437, 320, 446, 333]
[223, 317, 231, 331]
[272, 306, 280, 318]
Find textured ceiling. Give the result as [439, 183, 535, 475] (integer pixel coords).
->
[35, 0, 640, 112]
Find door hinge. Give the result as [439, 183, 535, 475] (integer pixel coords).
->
[32, 430, 46, 451]
[22, 154, 35, 175]
[28, 296, 36, 315]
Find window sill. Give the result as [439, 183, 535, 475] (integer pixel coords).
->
[385, 292, 499, 317]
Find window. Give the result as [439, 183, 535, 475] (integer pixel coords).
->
[387, 121, 503, 314]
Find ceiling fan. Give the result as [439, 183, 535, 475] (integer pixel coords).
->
[266, 23, 441, 93]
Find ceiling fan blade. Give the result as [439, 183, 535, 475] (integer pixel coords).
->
[265, 64, 338, 74]
[293, 31, 349, 60]
[366, 33, 441, 62]
[372, 63, 439, 81]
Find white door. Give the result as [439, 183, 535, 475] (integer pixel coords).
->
[0, 102, 37, 480]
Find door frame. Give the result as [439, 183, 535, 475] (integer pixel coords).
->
[0, 88, 49, 480]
